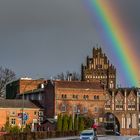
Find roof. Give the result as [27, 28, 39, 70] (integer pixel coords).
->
[0, 99, 40, 108]
[41, 118, 57, 124]
[31, 100, 44, 108]
[54, 80, 103, 90]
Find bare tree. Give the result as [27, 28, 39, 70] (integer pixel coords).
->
[65, 71, 80, 81]
[54, 72, 65, 80]
[54, 71, 80, 81]
[0, 66, 16, 97]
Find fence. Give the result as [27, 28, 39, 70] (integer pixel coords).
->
[0, 131, 79, 140]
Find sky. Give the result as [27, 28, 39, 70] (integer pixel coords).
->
[0, 0, 140, 87]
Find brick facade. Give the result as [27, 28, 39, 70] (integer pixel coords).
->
[6, 78, 45, 99]
[81, 48, 116, 89]
[105, 88, 140, 135]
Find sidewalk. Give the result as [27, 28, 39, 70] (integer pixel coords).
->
[39, 136, 79, 140]
[39, 135, 105, 140]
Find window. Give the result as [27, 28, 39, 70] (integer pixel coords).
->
[115, 100, 123, 110]
[34, 111, 37, 116]
[83, 107, 88, 113]
[73, 105, 77, 113]
[83, 95, 88, 100]
[61, 104, 66, 112]
[62, 94, 67, 99]
[39, 117, 43, 123]
[94, 95, 99, 100]
[115, 93, 124, 110]
[105, 100, 111, 109]
[127, 95, 136, 110]
[38, 111, 43, 116]
[10, 118, 16, 125]
[94, 107, 99, 112]
[38, 94, 42, 100]
[122, 115, 125, 128]
[73, 95, 78, 99]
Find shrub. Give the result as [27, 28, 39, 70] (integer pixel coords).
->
[57, 114, 62, 131]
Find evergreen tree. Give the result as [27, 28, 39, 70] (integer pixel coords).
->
[57, 114, 62, 131]
[62, 115, 68, 131]
[74, 115, 78, 130]
[68, 115, 73, 131]
[78, 116, 84, 131]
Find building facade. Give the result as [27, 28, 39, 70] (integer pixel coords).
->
[6, 77, 45, 99]
[81, 48, 116, 89]
[0, 99, 43, 131]
[14, 80, 106, 124]
[6, 79, 140, 135]
[104, 88, 140, 135]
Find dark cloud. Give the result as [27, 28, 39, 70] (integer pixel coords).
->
[0, 0, 139, 86]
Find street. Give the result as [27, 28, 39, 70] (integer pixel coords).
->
[39, 136, 140, 140]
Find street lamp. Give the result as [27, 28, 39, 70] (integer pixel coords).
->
[72, 105, 80, 131]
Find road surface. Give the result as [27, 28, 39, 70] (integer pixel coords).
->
[39, 136, 140, 140]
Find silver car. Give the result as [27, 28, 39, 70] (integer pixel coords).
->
[80, 129, 98, 140]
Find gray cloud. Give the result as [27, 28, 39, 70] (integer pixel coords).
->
[0, 0, 139, 86]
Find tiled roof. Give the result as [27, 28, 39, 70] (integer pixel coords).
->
[0, 99, 39, 108]
[54, 80, 103, 90]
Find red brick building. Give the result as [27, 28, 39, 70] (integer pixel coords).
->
[104, 88, 140, 135]
[6, 77, 45, 99]
[44, 80, 106, 124]
[81, 48, 116, 89]
[12, 80, 106, 124]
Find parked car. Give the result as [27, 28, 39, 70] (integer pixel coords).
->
[115, 131, 121, 136]
[80, 129, 98, 140]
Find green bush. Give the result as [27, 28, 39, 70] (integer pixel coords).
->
[68, 115, 73, 131]
[74, 115, 78, 130]
[78, 116, 84, 131]
[23, 124, 31, 132]
[57, 114, 62, 131]
[62, 115, 68, 131]
[9, 125, 21, 134]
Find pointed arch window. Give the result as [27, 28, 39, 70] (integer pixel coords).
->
[73, 105, 78, 113]
[122, 114, 125, 128]
[105, 93, 111, 110]
[128, 94, 136, 110]
[115, 93, 124, 110]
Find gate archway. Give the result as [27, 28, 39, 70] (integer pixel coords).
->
[103, 112, 120, 135]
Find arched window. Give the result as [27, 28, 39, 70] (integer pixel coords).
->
[122, 114, 125, 128]
[73, 105, 77, 113]
[132, 114, 136, 128]
[115, 93, 124, 110]
[83, 107, 88, 113]
[105, 93, 111, 110]
[61, 104, 66, 112]
[94, 107, 99, 112]
[126, 114, 131, 129]
[128, 94, 136, 110]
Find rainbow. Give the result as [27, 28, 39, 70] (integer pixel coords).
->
[84, 0, 139, 87]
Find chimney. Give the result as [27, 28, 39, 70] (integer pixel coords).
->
[68, 73, 72, 81]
